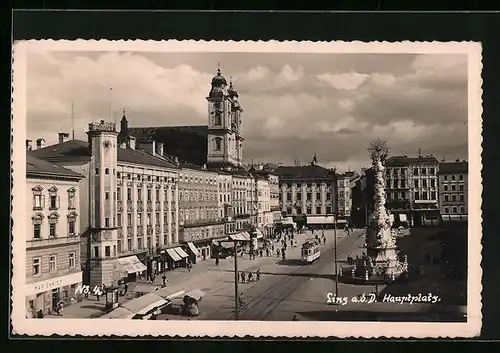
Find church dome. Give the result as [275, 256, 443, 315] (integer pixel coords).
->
[211, 68, 227, 87]
[228, 81, 239, 98]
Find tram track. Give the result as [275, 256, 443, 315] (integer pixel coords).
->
[236, 231, 365, 320]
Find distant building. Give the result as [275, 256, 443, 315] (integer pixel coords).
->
[336, 171, 359, 223]
[385, 154, 440, 226]
[438, 160, 468, 222]
[350, 167, 375, 228]
[275, 155, 338, 228]
[25, 155, 84, 317]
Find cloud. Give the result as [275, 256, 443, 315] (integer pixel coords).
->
[25, 50, 469, 171]
[316, 72, 370, 90]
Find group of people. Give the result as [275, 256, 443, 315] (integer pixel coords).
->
[239, 269, 261, 283]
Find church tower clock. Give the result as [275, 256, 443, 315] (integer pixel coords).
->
[206, 66, 244, 169]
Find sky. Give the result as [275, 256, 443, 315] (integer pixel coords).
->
[26, 50, 468, 173]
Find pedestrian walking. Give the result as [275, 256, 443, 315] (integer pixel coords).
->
[277, 248, 281, 258]
[241, 272, 246, 283]
[248, 272, 253, 282]
[162, 274, 167, 287]
[124, 283, 129, 295]
[256, 269, 261, 281]
[57, 301, 64, 316]
[216, 257, 220, 265]
[260, 249, 263, 258]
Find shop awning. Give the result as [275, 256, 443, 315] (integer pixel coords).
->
[306, 216, 335, 225]
[228, 232, 251, 241]
[187, 242, 200, 256]
[254, 229, 264, 239]
[220, 242, 235, 249]
[166, 248, 182, 262]
[121, 292, 169, 316]
[117, 255, 147, 274]
[174, 247, 189, 258]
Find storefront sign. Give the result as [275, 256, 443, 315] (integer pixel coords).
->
[26, 271, 82, 296]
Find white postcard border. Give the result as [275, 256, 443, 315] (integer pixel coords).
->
[11, 40, 483, 338]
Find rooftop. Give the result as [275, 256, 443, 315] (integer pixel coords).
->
[28, 139, 179, 169]
[275, 164, 336, 180]
[438, 161, 468, 174]
[385, 155, 440, 167]
[27, 155, 84, 179]
[129, 126, 208, 166]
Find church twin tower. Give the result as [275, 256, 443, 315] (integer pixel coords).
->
[206, 67, 244, 169]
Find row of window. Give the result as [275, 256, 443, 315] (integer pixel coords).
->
[285, 206, 333, 215]
[32, 213, 77, 239]
[387, 191, 438, 201]
[32, 253, 76, 276]
[442, 194, 466, 203]
[32, 186, 76, 210]
[117, 212, 176, 227]
[118, 187, 175, 202]
[282, 183, 333, 189]
[180, 189, 218, 202]
[117, 171, 176, 184]
[443, 184, 465, 191]
[286, 192, 333, 201]
[443, 206, 466, 214]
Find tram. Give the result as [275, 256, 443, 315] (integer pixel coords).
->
[301, 238, 321, 264]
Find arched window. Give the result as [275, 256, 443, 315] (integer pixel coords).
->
[67, 211, 78, 235]
[105, 168, 110, 175]
[48, 212, 59, 238]
[214, 137, 222, 151]
[32, 213, 44, 240]
[214, 112, 222, 126]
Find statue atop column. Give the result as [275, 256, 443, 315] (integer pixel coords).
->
[365, 138, 399, 274]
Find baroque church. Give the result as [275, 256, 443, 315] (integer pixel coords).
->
[128, 67, 245, 171]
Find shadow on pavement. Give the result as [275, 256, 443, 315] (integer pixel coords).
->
[278, 259, 303, 266]
[78, 304, 103, 310]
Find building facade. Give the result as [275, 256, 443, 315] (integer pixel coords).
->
[231, 172, 252, 232]
[350, 167, 375, 228]
[276, 156, 337, 228]
[336, 171, 358, 223]
[25, 155, 84, 317]
[385, 155, 440, 227]
[29, 116, 182, 287]
[178, 165, 224, 260]
[438, 160, 468, 222]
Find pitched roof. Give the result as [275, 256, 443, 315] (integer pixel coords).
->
[28, 139, 91, 163]
[438, 161, 468, 174]
[275, 165, 336, 180]
[385, 155, 440, 167]
[129, 126, 208, 166]
[28, 139, 179, 169]
[27, 155, 84, 179]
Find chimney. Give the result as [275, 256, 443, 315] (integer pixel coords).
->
[456, 158, 460, 163]
[58, 132, 70, 144]
[36, 138, 46, 150]
[129, 136, 136, 150]
[156, 142, 164, 156]
[26, 140, 32, 151]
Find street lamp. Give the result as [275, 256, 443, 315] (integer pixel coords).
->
[234, 238, 239, 320]
[333, 213, 338, 297]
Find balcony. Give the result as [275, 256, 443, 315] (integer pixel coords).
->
[155, 201, 161, 211]
[155, 225, 161, 234]
[147, 201, 153, 211]
[137, 225, 144, 236]
[117, 201, 123, 212]
[137, 201, 144, 212]
[127, 200, 133, 212]
[147, 225, 153, 235]
[27, 234, 80, 249]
